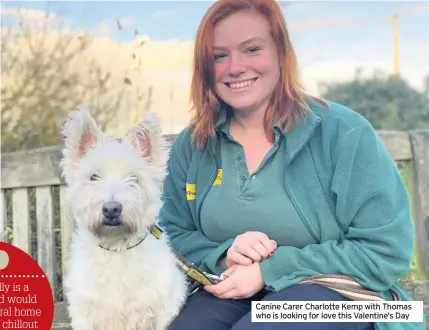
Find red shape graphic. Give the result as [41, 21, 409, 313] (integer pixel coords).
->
[0, 242, 54, 330]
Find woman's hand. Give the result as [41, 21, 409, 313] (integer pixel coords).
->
[224, 231, 277, 268]
[204, 263, 264, 299]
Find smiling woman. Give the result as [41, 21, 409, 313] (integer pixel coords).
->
[158, 0, 420, 330]
[212, 14, 280, 118]
[188, 0, 318, 151]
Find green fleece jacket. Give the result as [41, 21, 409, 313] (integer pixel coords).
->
[158, 100, 424, 330]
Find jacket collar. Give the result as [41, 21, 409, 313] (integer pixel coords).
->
[209, 101, 321, 163]
[283, 105, 321, 164]
[214, 106, 229, 131]
[209, 107, 228, 154]
[214, 107, 284, 135]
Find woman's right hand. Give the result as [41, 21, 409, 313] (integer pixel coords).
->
[224, 231, 277, 268]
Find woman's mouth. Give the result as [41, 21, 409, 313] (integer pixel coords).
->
[225, 78, 258, 91]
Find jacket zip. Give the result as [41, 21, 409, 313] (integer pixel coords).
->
[282, 118, 322, 244]
[283, 176, 320, 243]
[196, 148, 219, 226]
[197, 169, 217, 225]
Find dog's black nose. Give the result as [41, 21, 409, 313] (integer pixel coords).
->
[102, 202, 123, 220]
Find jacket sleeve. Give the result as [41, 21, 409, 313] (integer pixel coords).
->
[158, 131, 234, 275]
[259, 123, 414, 292]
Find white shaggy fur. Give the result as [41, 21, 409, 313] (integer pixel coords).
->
[60, 107, 187, 330]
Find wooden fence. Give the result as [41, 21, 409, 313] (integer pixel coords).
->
[1, 130, 429, 329]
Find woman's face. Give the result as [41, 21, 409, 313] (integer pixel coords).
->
[212, 10, 280, 115]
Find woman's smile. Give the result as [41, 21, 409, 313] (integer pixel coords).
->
[225, 77, 259, 92]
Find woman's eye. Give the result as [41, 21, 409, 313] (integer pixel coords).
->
[246, 47, 261, 55]
[90, 174, 100, 181]
[214, 53, 227, 61]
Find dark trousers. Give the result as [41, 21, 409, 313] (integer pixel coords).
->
[168, 283, 374, 330]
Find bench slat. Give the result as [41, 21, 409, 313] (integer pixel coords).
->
[36, 186, 56, 290]
[12, 188, 31, 254]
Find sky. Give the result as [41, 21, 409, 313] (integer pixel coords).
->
[2, 1, 428, 42]
[1, 1, 428, 134]
[2, 1, 428, 77]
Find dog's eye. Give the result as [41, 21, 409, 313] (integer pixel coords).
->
[130, 175, 139, 184]
[90, 174, 100, 181]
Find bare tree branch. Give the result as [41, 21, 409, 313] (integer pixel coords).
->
[1, 12, 150, 153]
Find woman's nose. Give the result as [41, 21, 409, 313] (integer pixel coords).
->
[227, 53, 246, 78]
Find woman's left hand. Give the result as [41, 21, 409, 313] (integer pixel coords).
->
[204, 263, 264, 299]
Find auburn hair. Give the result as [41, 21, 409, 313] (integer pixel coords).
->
[189, 0, 327, 148]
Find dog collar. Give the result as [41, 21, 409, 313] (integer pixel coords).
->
[98, 224, 163, 251]
[97, 224, 219, 286]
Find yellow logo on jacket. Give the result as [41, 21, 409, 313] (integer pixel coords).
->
[213, 169, 222, 185]
[186, 183, 196, 200]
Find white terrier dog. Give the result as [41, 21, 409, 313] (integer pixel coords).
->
[60, 108, 187, 330]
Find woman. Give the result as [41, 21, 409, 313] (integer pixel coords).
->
[158, 0, 422, 329]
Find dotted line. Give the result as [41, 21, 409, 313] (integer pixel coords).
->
[0, 275, 46, 278]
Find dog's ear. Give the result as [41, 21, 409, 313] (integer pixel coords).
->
[60, 107, 103, 177]
[124, 112, 168, 181]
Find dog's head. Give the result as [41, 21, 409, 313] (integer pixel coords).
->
[60, 107, 168, 240]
